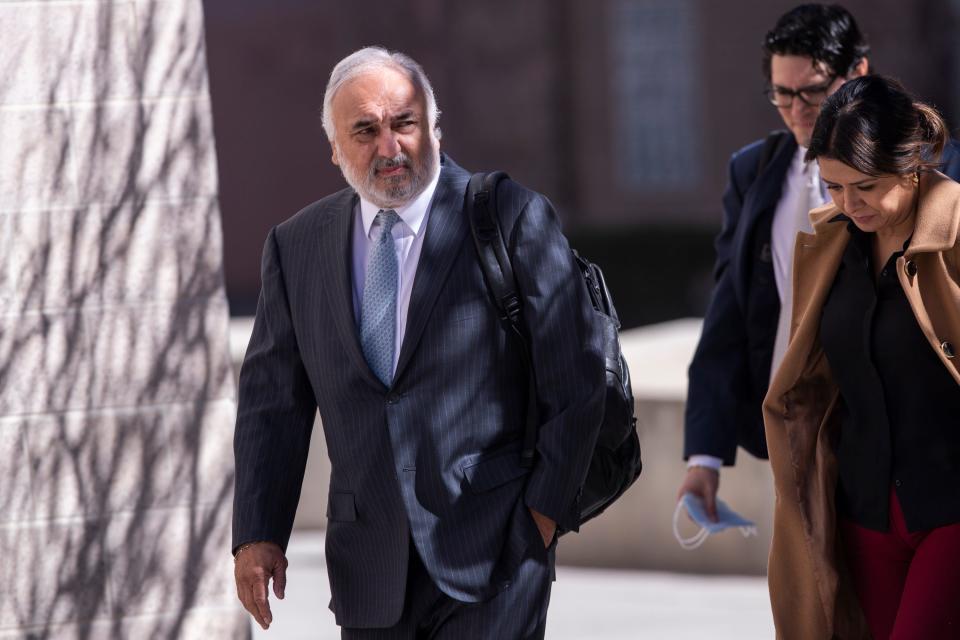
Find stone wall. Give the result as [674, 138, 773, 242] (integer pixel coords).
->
[0, 0, 248, 636]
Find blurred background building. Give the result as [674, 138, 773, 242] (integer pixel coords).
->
[203, 0, 960, 327]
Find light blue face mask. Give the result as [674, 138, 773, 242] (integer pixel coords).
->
[672, 492, 758, 550]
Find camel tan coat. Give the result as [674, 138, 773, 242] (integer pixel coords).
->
[762, 171, 960, 639]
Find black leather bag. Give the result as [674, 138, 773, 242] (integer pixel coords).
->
[465, 171, 642, 528]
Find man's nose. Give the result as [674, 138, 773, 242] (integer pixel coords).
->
[376, 129, 400, 158]
[790, 98, 813, 118]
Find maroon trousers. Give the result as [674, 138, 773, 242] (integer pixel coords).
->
[840, 486, 960, 639]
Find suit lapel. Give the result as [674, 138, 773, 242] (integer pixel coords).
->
[318, 190, 386, 391]
[393, 157, 471, 384]
[730, 136, 797, 305]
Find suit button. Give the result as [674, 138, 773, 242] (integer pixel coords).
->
[904, 260, 918, 277]
[895, 479, 902, 487]
[942, 341, 956, 359]
[387, 394, 399, 404]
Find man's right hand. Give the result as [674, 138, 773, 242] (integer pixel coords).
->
[234, 541, 288, 630]
[677, 466, 720, 522]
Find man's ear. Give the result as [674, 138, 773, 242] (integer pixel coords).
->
[851, 57, 869, 78]
[330, 141, 340, 166]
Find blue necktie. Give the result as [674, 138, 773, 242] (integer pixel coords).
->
[361, 209, 401, 386]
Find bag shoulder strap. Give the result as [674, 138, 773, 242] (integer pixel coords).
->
[465, 171, 539, 468]
[466, 172, 520, 325]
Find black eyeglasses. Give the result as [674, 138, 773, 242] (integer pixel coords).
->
[764, 76, 838, 108]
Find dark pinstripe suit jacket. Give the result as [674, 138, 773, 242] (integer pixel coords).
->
[232, 155, 605, 628]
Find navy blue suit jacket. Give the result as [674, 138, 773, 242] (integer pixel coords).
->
[232, 155, 605, 627]
[684, 134, 960, 465]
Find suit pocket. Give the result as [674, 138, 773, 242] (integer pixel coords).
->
[326, 492, 357, 522]
[461, 445, 530, 493]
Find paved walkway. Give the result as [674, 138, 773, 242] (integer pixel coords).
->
[251, 531, 775, 639]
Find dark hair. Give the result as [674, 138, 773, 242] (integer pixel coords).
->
[805, 75, 948, 176]
[762, 4, 870, 82]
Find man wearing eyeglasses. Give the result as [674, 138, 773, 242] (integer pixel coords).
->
[678, 3, 960, 517]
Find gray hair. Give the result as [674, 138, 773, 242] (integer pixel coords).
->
[321, 46, 441, 142]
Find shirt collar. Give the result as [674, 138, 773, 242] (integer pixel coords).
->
[793, 144, 815, 174]
[359, 169, 441, 239]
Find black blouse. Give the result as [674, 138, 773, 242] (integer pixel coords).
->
[819, 218, 960, 532]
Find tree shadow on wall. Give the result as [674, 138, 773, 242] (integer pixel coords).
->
[0, 1, 246, 637]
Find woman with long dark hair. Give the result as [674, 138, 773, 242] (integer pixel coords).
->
[763, 75, 960, 638]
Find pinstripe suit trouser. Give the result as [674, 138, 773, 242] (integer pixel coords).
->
[341, 539, 554, 640]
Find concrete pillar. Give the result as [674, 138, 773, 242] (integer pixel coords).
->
[0, 0, 248, 636]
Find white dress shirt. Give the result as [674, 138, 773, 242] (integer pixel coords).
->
[351, 170, 441, 373]
[769, 145, 824, 382]
[688, 145, 825, 472]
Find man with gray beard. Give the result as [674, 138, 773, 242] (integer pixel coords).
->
[231, 47, 605, 638]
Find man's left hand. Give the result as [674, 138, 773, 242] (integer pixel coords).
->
[528, 507, 557, 548]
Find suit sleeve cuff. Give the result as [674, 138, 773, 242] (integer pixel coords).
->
[687, 455, 723, 471]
